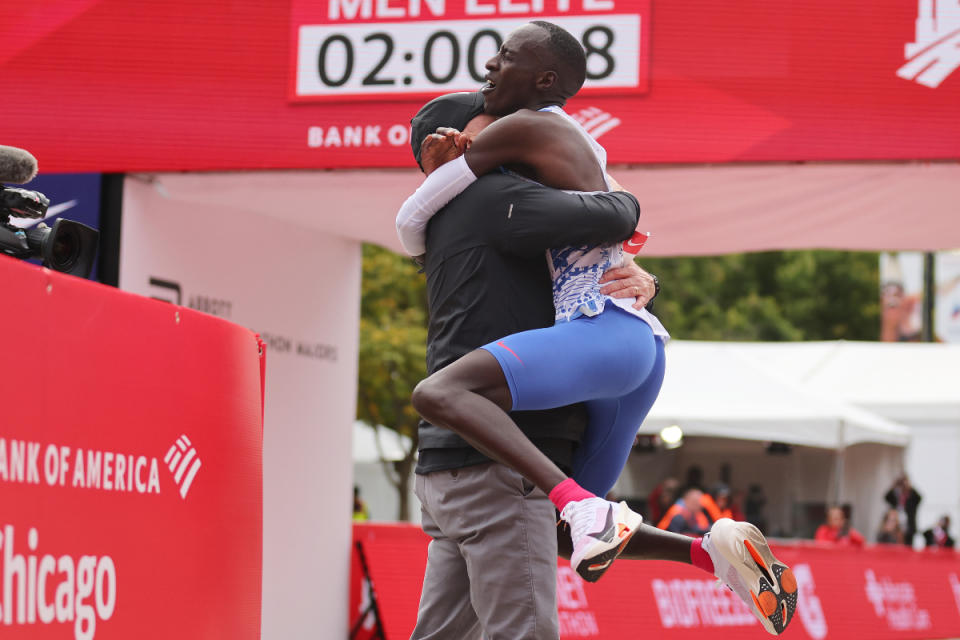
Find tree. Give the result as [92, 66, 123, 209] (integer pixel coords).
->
[635, 250, 880, 341]
[356, 244, 427, 521]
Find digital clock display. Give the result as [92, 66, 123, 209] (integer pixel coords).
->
[294, 15, 643, 99]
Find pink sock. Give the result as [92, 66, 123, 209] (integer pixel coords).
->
[690, 537, 715, 574]
[548, 478, 596, 512]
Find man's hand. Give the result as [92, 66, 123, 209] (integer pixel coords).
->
[420, 132, 464, 175]
[599, 259, 657, 310]
[435, 127, 473, 152]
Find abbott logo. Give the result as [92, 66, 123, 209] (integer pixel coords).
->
[897, 0, 960, 88]
[164, 435, 202, 499]
[570, 107, 622, 140]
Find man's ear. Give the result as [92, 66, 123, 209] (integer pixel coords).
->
[536, 70, 558, 91]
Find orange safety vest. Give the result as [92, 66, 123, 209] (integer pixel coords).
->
[657, 502, 711, 532]
[700, 494, 733, 523]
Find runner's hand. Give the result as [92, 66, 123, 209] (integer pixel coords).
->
[599, 260, 657, 310]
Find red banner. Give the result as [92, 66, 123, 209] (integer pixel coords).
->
[0, 0, 958, 173]
[0, 255, 264, 640]
[353, 523, 960, 639]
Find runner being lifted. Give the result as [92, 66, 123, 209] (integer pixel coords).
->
[396, 21, 797, 635]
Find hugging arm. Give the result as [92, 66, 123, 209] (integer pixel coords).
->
[396, 154, 478, 255]
[395, 113, 565, 256]
[495, 183, 657, 309]
[496, 186, 639, 256]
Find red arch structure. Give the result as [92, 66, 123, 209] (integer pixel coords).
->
[2, 1, 959, 637]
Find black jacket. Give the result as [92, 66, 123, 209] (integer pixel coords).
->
[416, 172, 640, 473]
[885, 487, 922, 540]
[922, 527, 955, 549]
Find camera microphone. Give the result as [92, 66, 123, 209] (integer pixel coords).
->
[0, 145, 39, 185]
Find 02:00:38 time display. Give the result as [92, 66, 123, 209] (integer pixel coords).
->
[314, 25, 616, 90]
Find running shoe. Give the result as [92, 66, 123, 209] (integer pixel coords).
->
[560, 498, 643, 582]
[703, 518, 798, 635]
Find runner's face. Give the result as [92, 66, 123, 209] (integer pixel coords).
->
[481, 25, 546, 116]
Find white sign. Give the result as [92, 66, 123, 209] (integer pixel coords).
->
[296, 15, 640, 97]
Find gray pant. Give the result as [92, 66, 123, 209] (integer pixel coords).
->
[411, 463, 559, 640]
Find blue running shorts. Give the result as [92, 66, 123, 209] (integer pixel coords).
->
[481, 306, 666, 496]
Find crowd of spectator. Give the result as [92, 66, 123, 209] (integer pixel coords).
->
[643, 468, 954, 552]
[811, 474, 955, 551]
[645, 466, 758, 537]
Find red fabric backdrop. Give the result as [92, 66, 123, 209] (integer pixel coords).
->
[0, 0, 957, 173]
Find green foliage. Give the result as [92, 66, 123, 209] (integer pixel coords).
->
[356, 244, 428, 434]
[635, 251, 880, 341]
[356, 244, 428, 520]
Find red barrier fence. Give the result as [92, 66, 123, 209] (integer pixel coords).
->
[0, 255, 264, 640]
[352, 523, 960, 639]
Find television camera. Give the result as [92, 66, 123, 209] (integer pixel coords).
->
[0, 146, 99, 279]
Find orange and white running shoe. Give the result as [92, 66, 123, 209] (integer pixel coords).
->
[560, 498, 643, 582]
[703, 518, 798, 635]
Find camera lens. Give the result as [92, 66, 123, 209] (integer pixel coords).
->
[23, 218, 99, 278]
[49, 225, 80, 271]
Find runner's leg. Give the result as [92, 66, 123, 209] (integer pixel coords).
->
[412, 307, 653, 495]
[573, 334, 666, 496]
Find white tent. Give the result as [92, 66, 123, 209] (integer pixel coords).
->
[618, 341, 911, 538]
[644, 341, 911, 448]
[352, 422, 420, 524]
[730, 340, 960, 423]
[722, 340, 960, 541]
[352, 421, 413, 464]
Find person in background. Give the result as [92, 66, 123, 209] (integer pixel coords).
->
[876, 508, 904, 545]
[353, 485, 370, 522]
[684, 465, 706, 491]
[885, 474, 921, 547]
[923, 515, 955, 549]
[659, 486, 711, 536]
[729, 488, 747, 522]
[702, 483, 740, 522]
[647, 477, 679, 525]
[815, 505, 865, 547]
[745, 484, 769, 533]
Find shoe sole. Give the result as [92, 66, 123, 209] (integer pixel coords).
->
[712, 519, 798, 635]
[574, 503, 643, 583]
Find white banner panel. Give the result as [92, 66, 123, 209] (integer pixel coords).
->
[119, 176, 361, 639]
[296, 15, 641, 97]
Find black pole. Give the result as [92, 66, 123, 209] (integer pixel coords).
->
[97, 173, 124, 287]
[349, 540, 386, 640]
[922, 251, 935, 342]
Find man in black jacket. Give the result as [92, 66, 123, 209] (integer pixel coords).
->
[408, 90, 654, 640]
[885, 474, 922, 547]
[923, 515, 955, 549]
